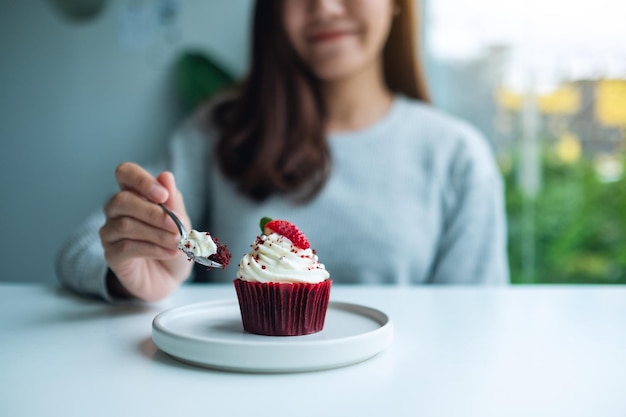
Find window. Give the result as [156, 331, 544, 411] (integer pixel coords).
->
[424, 0, 626, 283]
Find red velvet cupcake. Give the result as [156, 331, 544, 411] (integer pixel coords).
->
[234, 218, 331, 336]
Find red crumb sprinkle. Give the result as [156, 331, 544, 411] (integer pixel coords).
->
[261, 265, 266, 270]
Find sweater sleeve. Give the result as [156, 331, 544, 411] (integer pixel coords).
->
[428, 125, 510, 285]
[55, 117, 211, 301]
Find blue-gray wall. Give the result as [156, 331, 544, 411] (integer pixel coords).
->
[0, 1, 252, 283]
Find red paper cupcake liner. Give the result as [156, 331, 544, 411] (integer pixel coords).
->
[233, 279, 332, 336]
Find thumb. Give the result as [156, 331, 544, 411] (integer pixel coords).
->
[157, 171, 190, 228]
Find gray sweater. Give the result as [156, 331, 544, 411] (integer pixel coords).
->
[56, 96, 509, 301]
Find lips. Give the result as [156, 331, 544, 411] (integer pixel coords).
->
[307, 29, 354, 43]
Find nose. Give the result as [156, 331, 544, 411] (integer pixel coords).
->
[309, 0, 345, 19]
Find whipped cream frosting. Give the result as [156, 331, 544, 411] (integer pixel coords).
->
[179, 230, 217, 257]
[237, 233, 329, 284]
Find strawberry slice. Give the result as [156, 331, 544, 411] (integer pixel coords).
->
[263, 218, 310, 249]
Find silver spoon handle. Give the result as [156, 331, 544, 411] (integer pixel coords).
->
[159, 204, 187, 238]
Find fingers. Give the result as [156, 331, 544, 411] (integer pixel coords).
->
[157, 171, 183, 209]
[101, 189, 181, 263]
[103, 190, 176, 234]
[99, 214, 180, 250]
[157, 170, 176, 192]
[101, 238, 179, 266]
[115, 162, 169, 203]
[99, 213, 182, 269]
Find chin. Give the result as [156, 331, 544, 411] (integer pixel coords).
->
[310, 59, 366, 83]
[314, 69, 354, 82]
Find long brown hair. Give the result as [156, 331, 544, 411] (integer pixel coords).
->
[212, 0, 430, 202]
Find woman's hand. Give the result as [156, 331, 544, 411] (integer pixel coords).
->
[99, 162, 194, 301]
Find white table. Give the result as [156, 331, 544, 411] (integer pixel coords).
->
[1, 283, 625, 417]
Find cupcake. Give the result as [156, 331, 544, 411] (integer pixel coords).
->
[234, 217, 331, 336]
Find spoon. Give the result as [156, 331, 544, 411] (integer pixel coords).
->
[159, 204, 224, 269]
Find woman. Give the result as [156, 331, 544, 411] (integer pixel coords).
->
[57, 0, 509, 302]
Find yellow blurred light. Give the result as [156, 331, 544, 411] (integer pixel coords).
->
[496, 88, 522, 111]
[596, 79, 626, 126]
[556, 133, 581, 163]
[496, 86, 580, 115]
[537, 86, 580, 115]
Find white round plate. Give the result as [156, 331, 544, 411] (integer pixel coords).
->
[152, 299, 393, 373]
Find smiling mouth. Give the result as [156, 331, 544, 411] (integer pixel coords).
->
[308, 30, 354, 43]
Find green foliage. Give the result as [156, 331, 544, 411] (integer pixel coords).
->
[504, 150, 626, 284]
[174, 51, 236, 112]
